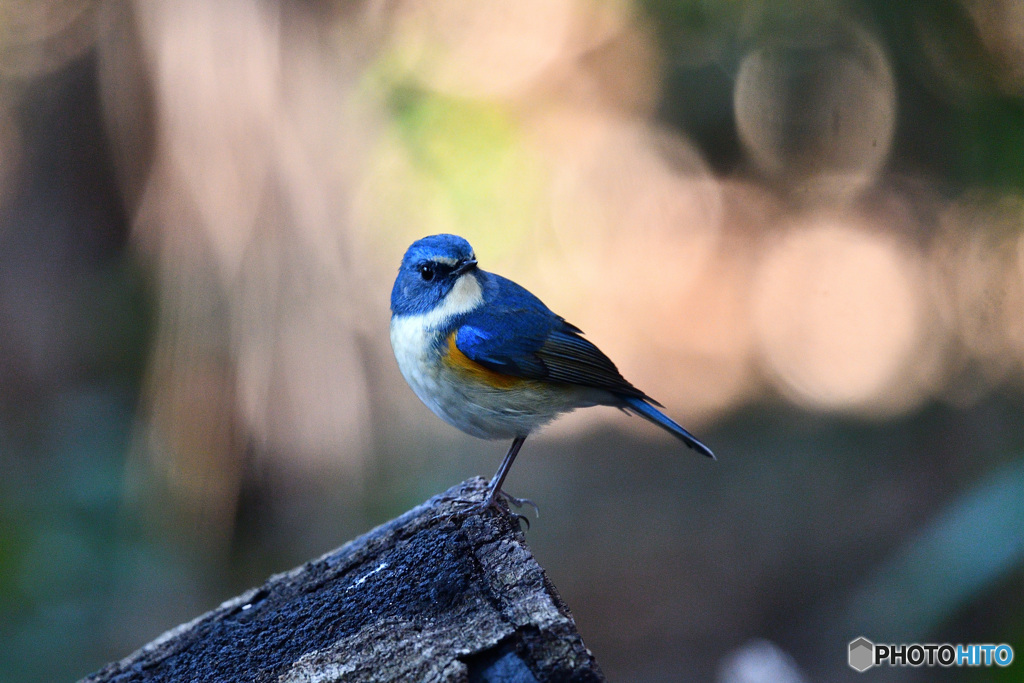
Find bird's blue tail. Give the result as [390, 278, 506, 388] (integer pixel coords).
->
[622, 396, 715, 459]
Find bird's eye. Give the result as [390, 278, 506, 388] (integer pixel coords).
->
[418, 264, 435, 282]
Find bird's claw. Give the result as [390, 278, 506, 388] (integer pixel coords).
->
[440, 489, 539, 529]
[479, 496, 533, 529]
[495, 490, 539, 517]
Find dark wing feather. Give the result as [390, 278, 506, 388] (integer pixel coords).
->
[537, 326, 651, 401]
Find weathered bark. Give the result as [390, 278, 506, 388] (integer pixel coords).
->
[82, 477, 604, 683]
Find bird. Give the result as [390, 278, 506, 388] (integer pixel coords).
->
[389, 234, 714, 516]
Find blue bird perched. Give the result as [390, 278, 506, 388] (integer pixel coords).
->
[390, 234, 714, 516]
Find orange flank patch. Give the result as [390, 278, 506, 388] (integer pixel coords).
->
[445, 333, 526, 389]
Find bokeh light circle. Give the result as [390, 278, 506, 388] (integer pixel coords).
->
[734, 23, 896, 200]
[753, 215, 926, 412]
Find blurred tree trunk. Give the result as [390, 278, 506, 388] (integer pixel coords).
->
[81, 478, 604, 682]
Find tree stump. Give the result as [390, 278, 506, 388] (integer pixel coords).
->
[82, 477, 605, 682]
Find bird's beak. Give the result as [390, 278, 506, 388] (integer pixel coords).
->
[454, 259, 478, 275]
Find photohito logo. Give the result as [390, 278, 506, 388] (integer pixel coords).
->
[848, 637, 1014, 672]
[848, 638, 875, 672]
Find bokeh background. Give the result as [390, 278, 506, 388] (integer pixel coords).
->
[1, 1, 1022, 681]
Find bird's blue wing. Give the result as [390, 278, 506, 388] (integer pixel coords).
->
[453, 273, 648, 399]
[452, 280, 554, 379]
[454, 309, 552, 382]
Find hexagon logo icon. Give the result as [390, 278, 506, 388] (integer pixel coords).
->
[848, 637, 875, 672]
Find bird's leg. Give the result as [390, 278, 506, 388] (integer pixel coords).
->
[484, 436, 524, 504]
[438, 437, 539, 525]
[477, 437, 539, 519]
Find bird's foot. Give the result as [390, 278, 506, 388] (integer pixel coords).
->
[477, 489, 539, 529]
[441, 488, 539, 529]
[495, 490, 539, 517]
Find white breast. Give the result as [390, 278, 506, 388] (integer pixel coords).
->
[389, 312, 443, 402]
[390, 272, 485, 432]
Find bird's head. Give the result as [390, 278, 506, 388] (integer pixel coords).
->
[391, 234, 480, 316]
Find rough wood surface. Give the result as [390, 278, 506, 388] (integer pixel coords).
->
[82, 477, 605, 683]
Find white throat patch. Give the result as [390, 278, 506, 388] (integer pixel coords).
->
[412, 273, 483, 329]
